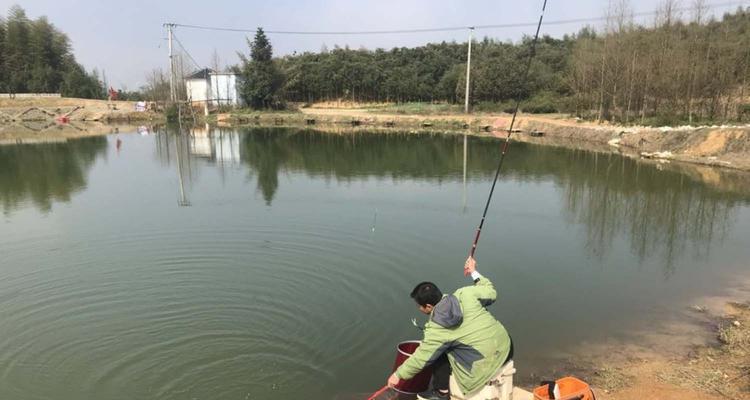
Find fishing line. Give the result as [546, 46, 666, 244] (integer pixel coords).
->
[367, 3, 550, 398]
[172, 33, 203, 71]
[467, 0, 548, 261]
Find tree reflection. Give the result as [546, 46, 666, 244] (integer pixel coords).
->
[553, 150, 743, 276]
[148, 126, 750, 275]
[237, 128, 750, 275]
[241, 129, 288, 205]
[239, 128, 504, 204]
[0, 137, 107, 213]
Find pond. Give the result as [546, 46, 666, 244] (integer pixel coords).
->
[1, 126, 749, 399]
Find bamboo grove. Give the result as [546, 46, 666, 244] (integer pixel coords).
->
[0, 6, 105, 98]
[568, 1, 750, 124]
[261, 2, 750, 124]
[1, 3, 749, 124]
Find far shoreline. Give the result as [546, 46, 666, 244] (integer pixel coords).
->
[2, 97, 750, 175]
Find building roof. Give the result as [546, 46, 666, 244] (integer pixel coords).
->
[185, 68, 239, 80]
[185, 68, 214, 80]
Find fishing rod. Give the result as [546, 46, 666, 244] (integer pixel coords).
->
[467, 0, 549, 264]
[366, 4, 551, 400]
[366, 385, 390, 400]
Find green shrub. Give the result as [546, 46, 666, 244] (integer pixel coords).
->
[739, 103, 750, 121]
[165, 104, 179, 122]
[473, 101, 516, 113]
[521, 91, 559, 114]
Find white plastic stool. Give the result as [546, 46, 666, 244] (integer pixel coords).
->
[449, 360, 516, 400]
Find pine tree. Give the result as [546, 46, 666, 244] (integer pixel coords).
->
[0, 5, 103, 98]
[239, 28, 284, 109]
[4, 5, 31, 93]
[0, 17, 6, 92]
[28, 17, 59, 92]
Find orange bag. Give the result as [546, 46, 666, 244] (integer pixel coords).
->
[533, 376, 595, 400]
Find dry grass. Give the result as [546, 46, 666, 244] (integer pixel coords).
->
[655, 302, 750, 399]
[591, 366, 632, 392]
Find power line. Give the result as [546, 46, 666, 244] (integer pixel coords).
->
[168, 1, 746, 36]
[172, 33, 202, 71]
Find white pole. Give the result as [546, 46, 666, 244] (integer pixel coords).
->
[205, 71, 210, 117]
[462, 133, 468, 211]
[464, 27, 474, 114]
[166, 24, 176, 102]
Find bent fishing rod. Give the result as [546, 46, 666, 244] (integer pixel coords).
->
[468, 0, 549, 263]
[367, 3, 550, 399]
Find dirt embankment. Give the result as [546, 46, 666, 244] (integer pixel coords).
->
[0, 97, 161, 124]
[512, 117, 750, 172]
[587, 300, 750, 400]
[3, 98, 750, 173]
[221, 107, 750, 172]
[0, 122, 139, 145]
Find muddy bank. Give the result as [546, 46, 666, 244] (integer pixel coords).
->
[526, 279, 750, 400]
[0, 97, 162, 124]
[4, 98, 749, 173]
[513, 118, 750, 172]
[221, 108, 750, 173]
[0, 121, 140, 145]
[595, 301, 749, 400]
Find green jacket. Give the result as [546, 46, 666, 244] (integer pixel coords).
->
[395, 274, 511, 395]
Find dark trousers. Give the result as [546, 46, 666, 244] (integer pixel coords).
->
[431, 339, 514, 392]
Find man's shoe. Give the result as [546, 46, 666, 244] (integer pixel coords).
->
[416, 389, 449, 400]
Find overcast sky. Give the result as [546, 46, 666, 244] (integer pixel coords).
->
[2, 0, 746, 88]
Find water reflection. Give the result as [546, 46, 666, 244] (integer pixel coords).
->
[0, 136, 107, 213]
[153, 125, 243, 206]
[152, 127, 750, 276]
[556, 150, 743, 275]
[154, 127, 499, 205]
[238, 128, 504, 205]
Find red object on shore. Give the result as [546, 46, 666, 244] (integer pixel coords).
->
[56, 116, 69, 124]
[391, 341, 434, 394]
[533, 377, 595, 400]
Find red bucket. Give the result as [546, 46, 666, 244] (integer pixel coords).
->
[391, 341, 434, 394]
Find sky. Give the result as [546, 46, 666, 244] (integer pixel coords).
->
[2, 0, 747, 88]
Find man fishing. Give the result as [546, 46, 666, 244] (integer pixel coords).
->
[385, 256, 513, 400]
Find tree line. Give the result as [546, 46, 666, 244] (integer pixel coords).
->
[569, 1, 750, 124]
[239, 28, 571, 112]
[238, 2, 749, 123]
[0, 5, 105, 98]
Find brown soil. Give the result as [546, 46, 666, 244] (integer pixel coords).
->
[5, 99, 749, 173]
[294, 107, 750, 171]
[599, 361, 727, 400]
[561, 294, 750, 400]
[0, 97, 161, 123]
[0, 121, 140, 144]
[514, 278, 750, 400]
[593, 302, 750, 400]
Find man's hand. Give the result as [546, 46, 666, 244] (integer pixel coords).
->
[387, 372, 400, 388]
[464, 256, 477, 276]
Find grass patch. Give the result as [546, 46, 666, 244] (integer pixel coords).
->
[365, 102, 464, 115]
[591, 366, 632, 392]
[657, 302, 750, 398]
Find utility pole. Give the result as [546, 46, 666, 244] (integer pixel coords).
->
[464, 27, 474, 114]
[462, 133, 468, 212]
[165, 23, 176, 102]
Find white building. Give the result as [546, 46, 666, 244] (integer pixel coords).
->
[189, 126, 242, 164]
[185, 69, 243, 107]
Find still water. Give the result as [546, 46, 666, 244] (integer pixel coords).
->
[1, 127, 749, 399]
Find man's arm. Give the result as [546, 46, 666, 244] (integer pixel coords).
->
[463, 256, 497, 305]
[394, 333, 448, 381]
